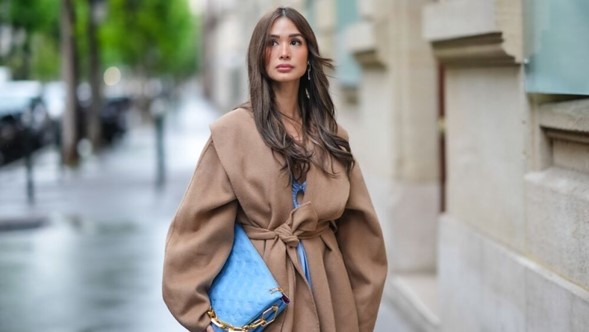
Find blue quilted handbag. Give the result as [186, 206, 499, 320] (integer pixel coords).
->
[207, 224, 290, 331]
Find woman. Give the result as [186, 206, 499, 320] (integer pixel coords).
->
[163, 6, 387, 332]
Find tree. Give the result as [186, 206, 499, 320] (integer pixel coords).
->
[99, 0, 199, 81]
[87, 0, 104, 149]
[1, 0, 60, 80]
[1, 0, 201, 164]
[61, 0, 81, 165]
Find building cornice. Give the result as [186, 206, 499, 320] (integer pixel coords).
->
[423, 0, 522, 67]
[430, 32, 517, 67]
[345, 19, 388, 69]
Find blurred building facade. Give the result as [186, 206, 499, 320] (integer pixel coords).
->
[203, 0, 589, 331]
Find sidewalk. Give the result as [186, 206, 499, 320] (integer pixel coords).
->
[0, 89, 214, 227]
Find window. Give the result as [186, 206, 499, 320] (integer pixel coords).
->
[524, 0, 589, 95]
[335, 0, 360, 88]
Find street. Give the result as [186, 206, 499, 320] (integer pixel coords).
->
[0, 88, 212, 332]
[0, 88, 412, 332]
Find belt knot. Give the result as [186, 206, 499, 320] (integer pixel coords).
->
[274, 223, 300, 247]
[242, 203, 328, 248]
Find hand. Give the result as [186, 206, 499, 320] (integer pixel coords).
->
[204, 325, 214, 332]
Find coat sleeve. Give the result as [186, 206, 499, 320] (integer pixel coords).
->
[335, 161, 388, 332]
[162, 137, 238, 332]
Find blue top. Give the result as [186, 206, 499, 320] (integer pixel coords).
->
[291, 180, 307, 209]
[292, 179, 312, 286]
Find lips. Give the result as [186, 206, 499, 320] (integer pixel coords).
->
[276, 64, 294, 72]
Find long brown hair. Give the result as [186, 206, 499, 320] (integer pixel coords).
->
[241, 6, 354, 183]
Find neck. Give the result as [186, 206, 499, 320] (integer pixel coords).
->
[273, 80, 300, 120]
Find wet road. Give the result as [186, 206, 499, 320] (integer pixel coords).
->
[0, 218, 180, 332]
[0, 88, 215, 332]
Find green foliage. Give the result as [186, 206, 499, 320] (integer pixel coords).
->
[30, 33, 61, 80]
[75, 0, 90, 79]
[0, 0, 60, 80]
[0, 0, 200, 82]
[100, 0, 200, 79]
[6, 0, 59, 34]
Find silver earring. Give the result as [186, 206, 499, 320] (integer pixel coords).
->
[307, 62, 311, 80]
[305, 88, 310, 99]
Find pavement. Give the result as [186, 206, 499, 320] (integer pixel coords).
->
[0, 82, 414, 332]
[0, 88, 213, 228]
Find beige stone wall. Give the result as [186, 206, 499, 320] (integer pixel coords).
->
[444, 66, 527, 252]
[343, 2, 442, 329]
[526, 99, 589, 292]
[424, 0, 589, 331]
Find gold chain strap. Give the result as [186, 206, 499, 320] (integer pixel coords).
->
[207, 305, 279, 331]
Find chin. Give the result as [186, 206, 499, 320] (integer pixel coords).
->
[270, 73, 304, 83]
[273, 78, 298, 83]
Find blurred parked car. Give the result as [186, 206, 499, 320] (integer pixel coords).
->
[100, 95, 131, 143]
[0, 81, 53, 165]
[43, 81, 131, 145]
[43, 81, 66, 123]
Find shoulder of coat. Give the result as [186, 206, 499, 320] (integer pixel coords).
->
[210, 107, 254, 133]
[209, 107, 259, 160]
[208, 107, 265, 174]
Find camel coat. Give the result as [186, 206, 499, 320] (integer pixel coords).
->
[162, 108, 387, 332]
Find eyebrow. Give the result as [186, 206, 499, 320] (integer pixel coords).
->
[269, 33, 303, 38]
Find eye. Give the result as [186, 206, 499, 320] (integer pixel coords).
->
[290, 39, 303, 46]
[268, 39, 279, 47]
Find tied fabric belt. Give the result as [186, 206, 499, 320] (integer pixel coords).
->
[240, 202, 332, 329]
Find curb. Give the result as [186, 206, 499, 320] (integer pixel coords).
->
[0, 216, 49, 232]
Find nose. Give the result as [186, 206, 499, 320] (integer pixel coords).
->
[279, 43, 290, 60]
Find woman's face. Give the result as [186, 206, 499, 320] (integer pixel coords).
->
[265, 17, 308, 85]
